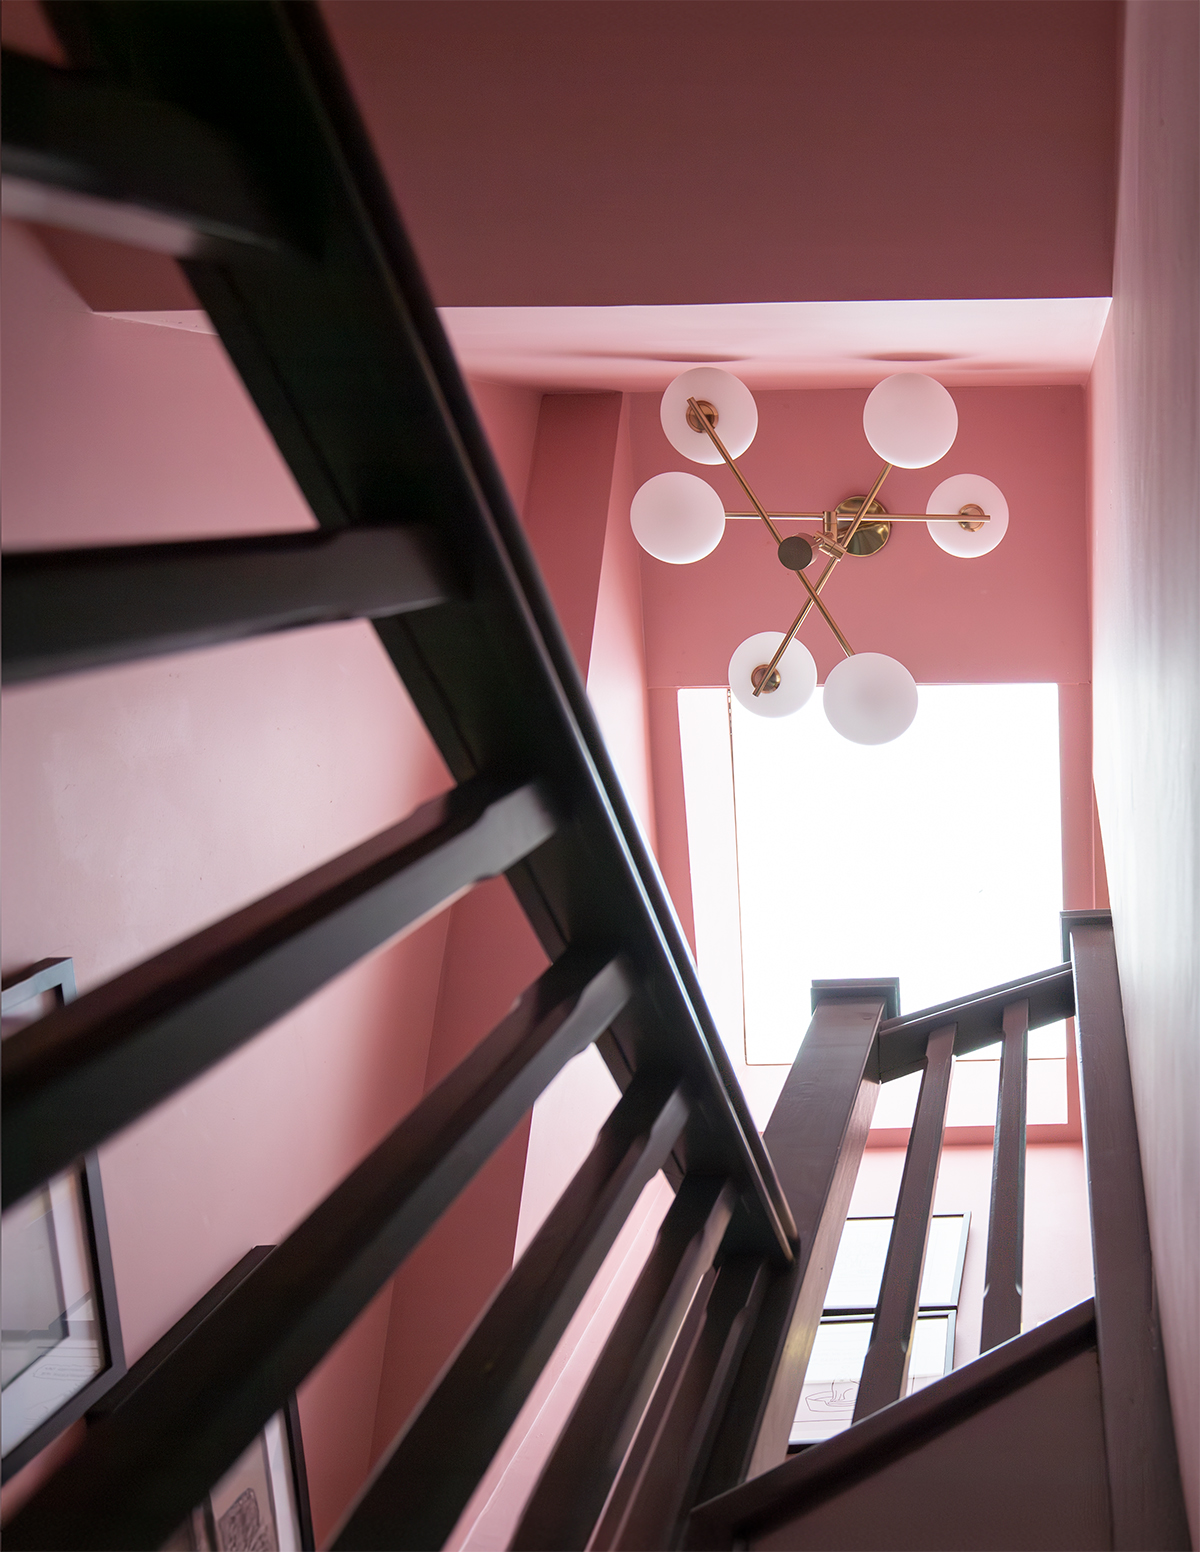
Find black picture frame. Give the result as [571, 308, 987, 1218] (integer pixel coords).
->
[1, 958, 128, 1481]
[89, 1247, 315, 1551]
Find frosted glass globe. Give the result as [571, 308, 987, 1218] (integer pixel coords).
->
[630, 472, 726, 563]
[863, 374, 958, 469]
[661, 368, 759, 465]
[728, 631, 817, 718]
[926, 473, 1010, 557]
[823, 653, 918, 744]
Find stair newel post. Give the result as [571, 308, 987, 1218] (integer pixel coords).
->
[1066, 912, 1191, 1551]
[852, 1021, 956, 1420]
[694, 980, 896, 1496]
[980, 997, 1029, 1351]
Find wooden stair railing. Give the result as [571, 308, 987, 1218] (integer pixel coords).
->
[1, 5, 797, 1546]
[682, 917, 1191, 1552]
[662, 966, 1076, 1522]
[1, 9, 1190, 1551]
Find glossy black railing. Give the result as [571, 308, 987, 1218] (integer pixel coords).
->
[1, 5, 793, 1546]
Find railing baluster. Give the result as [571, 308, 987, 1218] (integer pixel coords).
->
[2, 776, 556, 1208]
[592, 1255, 771, 1552]
[1, 49, 283, 258]
[1066, 915, 1191, 1549]
[695, 983, 893, 1495]
[332, 1071, 691, 1551]
[514, 1175, 737, 1550]
[4, 949, 634, 1551]
[980, 998, 1029, 1351]
[853, 1021, 956, 1419]
[2, 526, 457, 684]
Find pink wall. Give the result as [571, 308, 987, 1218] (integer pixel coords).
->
[465, 379, 543, 517]
[367, 878, 549, 1467]
[1088, 2, 1199, 1533]
[520, 393, 624, 673]
[321, 0, 1117, 307]
[0, 221, 457, 1538]
[378, 392, 666, 1542]
[586, 398, 658, 849]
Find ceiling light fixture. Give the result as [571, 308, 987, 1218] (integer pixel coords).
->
[631, 369, 1010, 744]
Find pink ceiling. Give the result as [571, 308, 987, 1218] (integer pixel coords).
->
[321, 0, 1119, 308]
[440, 299, 1111, 392]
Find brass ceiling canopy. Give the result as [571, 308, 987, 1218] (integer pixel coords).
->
[834, 497, 891, 557]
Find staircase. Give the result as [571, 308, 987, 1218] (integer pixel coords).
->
[0, 6, 1189, 1548]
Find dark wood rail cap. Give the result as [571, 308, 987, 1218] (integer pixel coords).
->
[811, 978, 900, 1021]
[1061, 908, 1114, 962]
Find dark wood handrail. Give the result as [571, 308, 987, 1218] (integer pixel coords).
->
[876, 962, 1074, 1079]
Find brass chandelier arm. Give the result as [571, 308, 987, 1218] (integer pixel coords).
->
[685, 397, 784, 545]
[725, 512, 991, 524]
[686, 396, 856, 665]
[752, 554, 839, 694]
[794, 567, 854, 658]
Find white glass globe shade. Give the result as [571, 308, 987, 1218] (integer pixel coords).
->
[823, 652, 918, 744]
[630, 472, 726, 564]
[862, 373, 958, 469]
[926, 473, 1010, 557]
[728, 631, 817, 718]
[661, 367, 759, 465]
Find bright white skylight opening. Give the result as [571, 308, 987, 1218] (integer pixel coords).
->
[679, 683, 1066, 1127]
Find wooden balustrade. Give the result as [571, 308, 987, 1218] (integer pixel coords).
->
[1, 8, 793, 1544]
[2, 7, 1190, 1547]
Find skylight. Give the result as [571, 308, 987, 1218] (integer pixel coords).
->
[679, 683, 1066, 1126]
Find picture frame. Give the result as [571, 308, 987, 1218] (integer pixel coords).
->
[789, 1212, 971, 1447]
[90, 1247, 315, 1552]
[1, 958, 127, 1480]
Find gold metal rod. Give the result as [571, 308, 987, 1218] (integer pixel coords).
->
[682, 396, 858, 676]
[685, 397, 785, 546]
[752, 600, 813, 695]
[725, 511, 991, 523]
[683, 395, 853, 656]
[837, 463, 893, 552]
[751, 553, 842, 694]
[795, 566, 854, 657]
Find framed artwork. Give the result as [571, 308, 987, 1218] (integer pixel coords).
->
[90, 1247, 314, 1552]
[160, 1399, 312, 1552]
[791, 1212, 971, 1446]
[1, 958, 127, 1480]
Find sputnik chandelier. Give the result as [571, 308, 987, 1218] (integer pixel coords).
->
[630, 369, 1009, 745]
